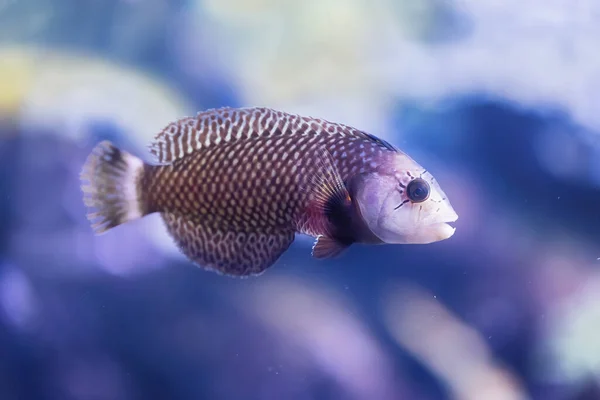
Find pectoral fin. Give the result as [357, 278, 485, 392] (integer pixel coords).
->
[298, 146, 355, 242]
[303, 146, 351, 220]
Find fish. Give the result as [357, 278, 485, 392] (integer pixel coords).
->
[80, 107, 458, 277]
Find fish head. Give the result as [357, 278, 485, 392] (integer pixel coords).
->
[353, 152, 458, 244]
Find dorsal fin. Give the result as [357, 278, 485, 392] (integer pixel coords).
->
[361, 131, 398, 152]
[148, 106, 398, 164]
[148, 107, 244, 164]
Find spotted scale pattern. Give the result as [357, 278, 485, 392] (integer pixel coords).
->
[140, 107, 398, 276]
[149, 107, 396, 166]
[162, 213, 295, 276]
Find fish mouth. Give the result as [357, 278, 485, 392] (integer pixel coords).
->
[426, 215, 458, 240]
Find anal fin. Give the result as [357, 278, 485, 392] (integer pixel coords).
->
[162, 213, 295, 277]
[312, 236, 350, 259]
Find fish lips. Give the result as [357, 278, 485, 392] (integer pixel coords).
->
[420, 212, 458, 242]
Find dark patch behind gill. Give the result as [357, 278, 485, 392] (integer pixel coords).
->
[323, 194, 357, 246]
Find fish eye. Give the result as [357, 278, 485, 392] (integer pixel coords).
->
[406, 178, 430, 203]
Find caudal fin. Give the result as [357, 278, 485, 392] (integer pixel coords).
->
[80, 141, 146, 234]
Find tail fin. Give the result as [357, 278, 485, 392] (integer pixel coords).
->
[80, 141, 146, 234]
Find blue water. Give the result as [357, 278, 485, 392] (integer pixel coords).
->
[1, 1, 600, 399]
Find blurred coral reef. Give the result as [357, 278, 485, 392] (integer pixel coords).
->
[1, 0, 600, 399]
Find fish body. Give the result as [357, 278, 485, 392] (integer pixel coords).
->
[81, 107, 458, 276]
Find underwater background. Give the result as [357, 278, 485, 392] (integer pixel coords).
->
[1, 1, 600, 399]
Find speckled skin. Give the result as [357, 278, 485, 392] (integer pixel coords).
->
[138, 107, 398, 276]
